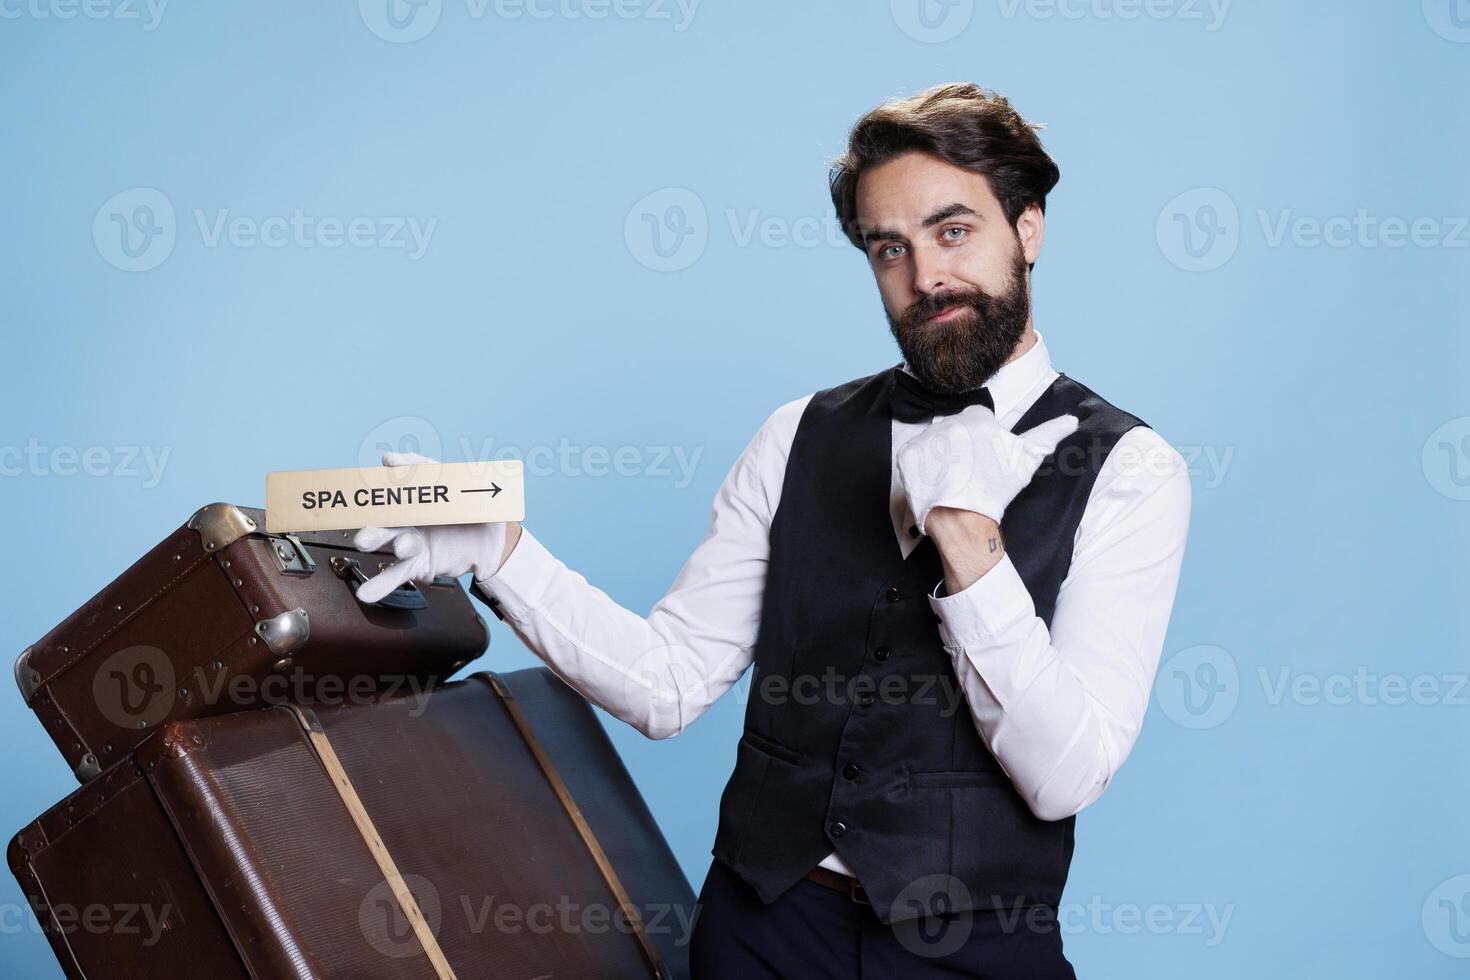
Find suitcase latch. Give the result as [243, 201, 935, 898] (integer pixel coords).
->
[330, 556, 429, 610]
[268, 533, 317, 575]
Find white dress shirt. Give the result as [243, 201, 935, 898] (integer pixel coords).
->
[476, 330, 1192, 878]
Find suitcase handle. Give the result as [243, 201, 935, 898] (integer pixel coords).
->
[329, 556, 430, 610]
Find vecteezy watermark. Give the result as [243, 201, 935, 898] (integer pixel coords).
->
[0, 439, 171, 487]
[359, 416, 706, 489]
[357, 878, 699, 958]
[1422, 0, 1470, 43]
[1258, 667, 1469, 709]
[1423, 416, 1470, 501]
[93, 187, 437, 271]
[91, 644, 441, 731]
[890, 0, 976, 43]
[1, 898, 173, 946]
[93, 187, 177, 272]
[1153, 644, 1240, 729]
[462, 436, 703, 488]
[625, 188, 876, 272]
[1156, 188, 1240, 273]
[1424, 874, 1470, 958]
[0, 0, 168, 30]
[995, 0, 1230, 30]
[891, 0, 1230, 43]
[1158, 187, 1470, 272]
[359, 874, 445, 959]
[624, 187, 709, 272]
[1155, 644, 1470, 730]
[358, 0, 700, 43]
[886, 874, 1233, 957]
[1059, 895, 1234, 947]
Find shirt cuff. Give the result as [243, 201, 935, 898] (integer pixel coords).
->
[470, 526, 557, 626]
[927, 552, 1037, 649]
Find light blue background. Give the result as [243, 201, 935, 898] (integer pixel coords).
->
[3, 1, 1467, 976]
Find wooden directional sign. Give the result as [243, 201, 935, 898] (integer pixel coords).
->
[265, 460, 525, 533]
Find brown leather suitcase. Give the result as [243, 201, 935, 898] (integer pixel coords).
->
[9, 667, 694, 980]
[16, 502, 490, 782]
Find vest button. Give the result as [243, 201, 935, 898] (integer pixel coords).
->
[885, 586, 902, 603]
[829, 821, 848, 838]
[874, 647, 891, 662]
[857, 694, 875, 707]
[842, 763, 859, 780]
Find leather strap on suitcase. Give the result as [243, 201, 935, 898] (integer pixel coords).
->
[485, 672, 672, 980]
[285, 705, 461, 980]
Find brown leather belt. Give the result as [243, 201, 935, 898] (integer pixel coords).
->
[803, 866, 870, 905]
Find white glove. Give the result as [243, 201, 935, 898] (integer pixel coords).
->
[897, 405, 1080, 534]
[352, 452, 509, 604]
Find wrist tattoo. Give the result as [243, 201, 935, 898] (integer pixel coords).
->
[987, 535, 1001, 554]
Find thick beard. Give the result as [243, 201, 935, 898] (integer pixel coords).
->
[887, 243, 1031, 395]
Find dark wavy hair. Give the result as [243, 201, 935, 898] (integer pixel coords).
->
[829, 83, 1060, 253]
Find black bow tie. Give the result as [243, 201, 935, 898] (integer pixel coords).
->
[890, 368, 995, 423]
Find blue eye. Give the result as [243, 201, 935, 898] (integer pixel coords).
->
[942, 226, 967, 242]
[880, 243, 907, 260]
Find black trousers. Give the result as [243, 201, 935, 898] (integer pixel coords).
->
[688, 860, 1076, 980]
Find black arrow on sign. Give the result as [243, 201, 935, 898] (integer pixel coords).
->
[460, 484, 504, 497]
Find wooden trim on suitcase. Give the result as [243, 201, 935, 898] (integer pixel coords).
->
[483, 671, 671, 980]
[284, 705, 460, 980]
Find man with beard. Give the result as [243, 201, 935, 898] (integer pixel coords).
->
[355, 83, 1191, 978]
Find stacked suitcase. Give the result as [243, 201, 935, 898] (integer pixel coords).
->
[10, 503, 694, 979]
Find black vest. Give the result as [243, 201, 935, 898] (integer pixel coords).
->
[710, 365, 1147, 925]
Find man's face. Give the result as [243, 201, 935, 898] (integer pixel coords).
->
[855, 151, 1044, 394]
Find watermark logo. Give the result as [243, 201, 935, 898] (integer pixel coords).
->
[359, 874, 444, 959]
[995, 0, 1231, 31]
[93, 645, 176, 730]
[890, 874, 975, 957]
[890, 0, 975, 42]
[359, 0, 443, 42]
[625, 187, 708, 272]
[0, 440, 171, 487]
[1157, 187, 1239, 272]
[356, 416, 704, 488]
[0, 0, 169, 30]
[1422, 416, 1470, 501]
[359, 0, 699, 41]
[93, 187, 176, 272]
[1423, 0, 1470, 43]
[1161, 187, 1469, 271]
[1154, 644, 1238, 729]
[1423, 874, 1470, 957]
[359, 415, 446, 485]
[619, 644, 712, 739]
[93, 190, 436, 269]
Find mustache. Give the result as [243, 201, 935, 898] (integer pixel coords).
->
[899, 289, 988, 326]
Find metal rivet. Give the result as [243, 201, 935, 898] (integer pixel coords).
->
[211, 660, 223, 670]
[178, 688, 189, 698]
[248, 637, 258, 646]
[250, 605, 259, 613]
[135, 721, 146, 730]
[233, 578, 243, 587]
[222, 560, 231, 569]
[115, 604, 123, 611]
[205, 542, 216, 551]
